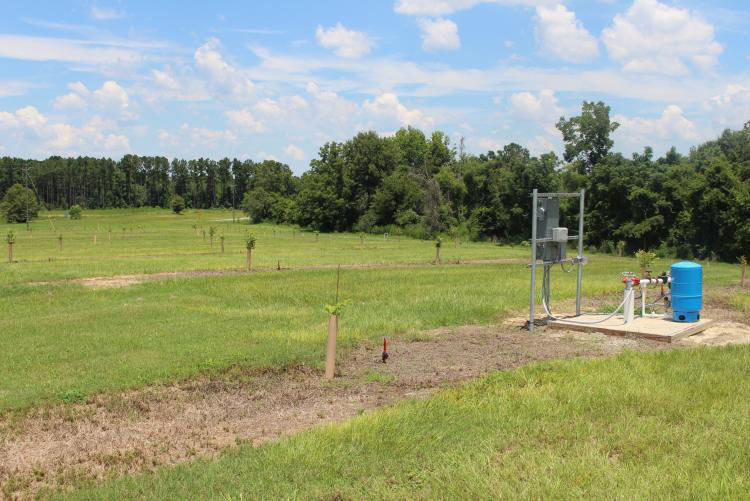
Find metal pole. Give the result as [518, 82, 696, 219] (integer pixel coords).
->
[576, 189, 585, 315]
[529, 189, 538, 331]
[25, 165, 30, 231]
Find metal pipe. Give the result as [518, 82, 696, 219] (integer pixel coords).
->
[639, 278, 671, 285]
[533, 192, 582, 198]
[624, 279, 635, 323]
[529, 189, 538, 331]
[575, 189, 585, 316]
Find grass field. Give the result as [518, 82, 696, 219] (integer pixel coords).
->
[0, 208, 526, 286]
[1, 209, 748, 499]
[1, 210, 740, 413]
[57, 346, 750, 500]
[3, 256, 690, 414]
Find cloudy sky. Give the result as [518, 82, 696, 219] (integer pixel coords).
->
[1, 0, 748, 172]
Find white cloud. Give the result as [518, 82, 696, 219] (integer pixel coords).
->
[142, 66, 210, 102]
[0, 35, 141, 66]
[418, 18, 461, 51]
[315, 23, 374, 58]
[0, 105, 131, 154]
[0, 111, 20, 128]
[509, 89, 561, 121]
[15, 106, 48, 128]
[614, 105, 701, 148]
[252, 96, 309, 120]
[0, 81, 31, 98]
[152, 68, 180, 91]
[93, 81, 130, 113]
[602, 0, 722, 75]
[257, 151, 278, 161]
[180, 123, 237, 146]
[51, 80, 135, 120]
[306, 82, 360, 123]
[90, 4, 126, 20]
[363, 93, 433, 129]
[705, 84, 750, 128]
[194, 38, 255, 99]
[249, 46, 718, 105]
[477, 137, 504, 151]
[284, 144, 305, 161]
[535, 4, 598, 63]
[225, 109, 266, 133]
[394, 0, 554, 16]
[53, 92, 87, 110]
[528, 134, 558, 155]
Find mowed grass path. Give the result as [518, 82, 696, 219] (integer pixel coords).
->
[0, 209, 526, 286]
[0, 257, 740, 413]
[58, 346, 750, 500]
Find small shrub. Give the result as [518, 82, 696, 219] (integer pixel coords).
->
[324, 300, 350, 316]
[6, 230, 15, 263]
[598, 240, 614, 255]
[68, 204, 82, 220]
[245, 233, 256, 250]
[170, 195, 186, 214]
[635, 249, 657, 277]
[245, 232, 256, 271]
[616, 240, 626, 257]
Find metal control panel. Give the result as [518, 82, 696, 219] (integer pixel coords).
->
[535, 197, 566, 263]
[529, 189, 586, 331]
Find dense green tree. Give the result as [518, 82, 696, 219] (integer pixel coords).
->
[557, 101, 619, 174]
[1, 105, 749, 261]
[0, 183, 39, 223]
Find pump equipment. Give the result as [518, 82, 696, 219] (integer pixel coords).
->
[528, 187, 704, 329]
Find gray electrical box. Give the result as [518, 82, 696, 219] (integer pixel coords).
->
[535, 198, 567, 263]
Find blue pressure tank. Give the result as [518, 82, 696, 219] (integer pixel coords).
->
[671, 261, 702, 322]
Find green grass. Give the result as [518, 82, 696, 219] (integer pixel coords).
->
[0, 261, 613, 413]
[3, 209, 748, 498]
[0, 208, 526, 286]
[55, 345, 750, 500]
[0, 210, 742, 414]
[730, 291, 750, 313]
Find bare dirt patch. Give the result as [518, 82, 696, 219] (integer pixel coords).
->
[0, 321, 664, 498]
[28, 258, 528, 290]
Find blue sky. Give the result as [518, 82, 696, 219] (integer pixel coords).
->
[1, 0, 748, 172]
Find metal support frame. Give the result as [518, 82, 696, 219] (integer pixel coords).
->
[529, 188, 585, 331]
[576, 189, 585, 315]
[529, 189, 538, 331]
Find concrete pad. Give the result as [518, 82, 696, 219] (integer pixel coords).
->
[548, 314, 715, 343]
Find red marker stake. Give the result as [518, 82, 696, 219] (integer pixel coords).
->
[382, 337, 389, 363]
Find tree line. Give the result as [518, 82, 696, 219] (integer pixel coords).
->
[2, 102, 749, 261]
